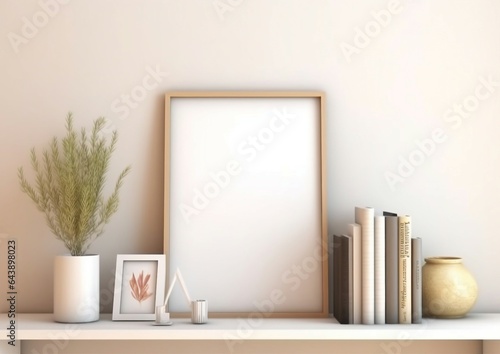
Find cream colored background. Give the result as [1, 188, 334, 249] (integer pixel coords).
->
[1, 0, 499, 326]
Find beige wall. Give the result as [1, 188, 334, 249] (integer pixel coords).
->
[1, 0, 499, 319]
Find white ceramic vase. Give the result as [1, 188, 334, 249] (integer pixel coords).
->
[54, 254, 100, 323]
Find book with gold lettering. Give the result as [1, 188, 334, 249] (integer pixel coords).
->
[398, 215, 412, 324]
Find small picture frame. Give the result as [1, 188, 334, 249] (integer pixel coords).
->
[112, 254, 166, 321]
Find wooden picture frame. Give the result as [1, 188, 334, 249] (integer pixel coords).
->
[164, 91, 327, 318]
[112, 254, 166, 321]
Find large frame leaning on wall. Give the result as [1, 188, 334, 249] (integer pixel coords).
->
[164, 91, 328, 318]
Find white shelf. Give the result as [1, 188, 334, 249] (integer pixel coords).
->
[3, 313, 500, 341]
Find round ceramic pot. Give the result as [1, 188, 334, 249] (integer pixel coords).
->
[54, 254, 100, 323]
[422, 256, 477, 319]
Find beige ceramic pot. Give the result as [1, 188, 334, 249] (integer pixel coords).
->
[422, 257, 478, 319]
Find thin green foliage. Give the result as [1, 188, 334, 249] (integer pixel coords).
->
[18, 113, 131, 256]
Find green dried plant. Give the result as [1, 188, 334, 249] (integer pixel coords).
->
[18, 113, 131, 256]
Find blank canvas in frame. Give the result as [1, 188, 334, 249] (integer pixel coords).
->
[164, 91, 327, 317]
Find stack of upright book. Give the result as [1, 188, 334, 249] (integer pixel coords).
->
[333, 207, 422, 325]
